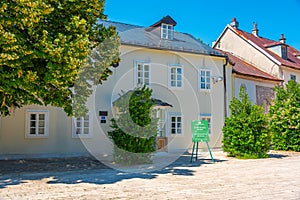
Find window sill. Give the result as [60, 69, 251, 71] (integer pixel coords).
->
[199, 89, 211, 93]
[168, 133, 184, 137]
[169, 86, 184, 90]
[25, 135, 49, 139]
[72, 134, 93, 139]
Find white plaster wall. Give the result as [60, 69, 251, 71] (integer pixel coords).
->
[234, 77, 278, 104]
[217, 28, 281, 78]
[282, 67, 300, 84]
[0, 94, 112, 156]
[95, 45, 226, 151]
[0, 45, 227, 157]
[0, 105, 86, 155]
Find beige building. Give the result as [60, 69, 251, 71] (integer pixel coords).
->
[213, 18, 300, 107]
[0, 16, 229, 159]
[217, 49, 282, 110]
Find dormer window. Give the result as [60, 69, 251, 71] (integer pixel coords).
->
[161, 23, 173, 40]
[281, 45, 287, 60]
[266, 44, 288, 60]
[147, 15, 177, 40]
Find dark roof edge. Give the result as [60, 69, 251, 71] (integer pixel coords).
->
[233, 70, 283, 82]
[121, 42, 227, 58]
[99, 19, 144, 28]
[281, 64, 300, 71]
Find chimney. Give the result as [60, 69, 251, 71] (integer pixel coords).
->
[279, 34, 286, 44]
[252, 22, 259, 37]
[230, 18, 239, 29]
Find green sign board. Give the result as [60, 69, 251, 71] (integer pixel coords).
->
[191, 120, 210, 142]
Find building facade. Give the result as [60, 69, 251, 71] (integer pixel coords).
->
[213, 18, 300, 107]
[0, 16, 229, 159]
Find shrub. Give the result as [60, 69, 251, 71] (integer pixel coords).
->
[269, 80, 300, 152]
[222, 86, 270, 158]
[108, 86, 158, 165]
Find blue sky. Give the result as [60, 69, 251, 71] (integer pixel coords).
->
[105, 0, 300, 50]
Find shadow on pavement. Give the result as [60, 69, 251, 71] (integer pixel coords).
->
[267, 154, 288, 159]
[0, 152, 227, 188]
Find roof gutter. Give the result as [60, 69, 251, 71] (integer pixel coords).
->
[281, 64, 300, 71]
[223, 55, 229, 118]
[233, 72, 283, 83]
[121, 43, 227, 58]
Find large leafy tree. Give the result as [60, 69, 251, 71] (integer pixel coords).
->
[269, 80, 300, 152]
[222, 86, 270, 158]
[0, 0, 120, 116]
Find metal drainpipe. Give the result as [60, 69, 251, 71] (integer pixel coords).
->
[223, 56, 229, 118]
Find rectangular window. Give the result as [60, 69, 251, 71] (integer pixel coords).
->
[170, 114, 183, 134]
[199, 114, 212, 134]
[169, 66, 183, 88]
[161, 23, 173, 40]
[72, 112, 93, 138]
[136, 62, 150, 86]
[26, 110, 49, 138]
[290, 74, 296, 81]
[199, 69, 211, 90]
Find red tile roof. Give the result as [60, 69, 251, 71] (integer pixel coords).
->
[218, 49, 282, 82]
[233, 28, 300, 70]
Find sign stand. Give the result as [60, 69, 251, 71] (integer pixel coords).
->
[190, 120, 214, 163]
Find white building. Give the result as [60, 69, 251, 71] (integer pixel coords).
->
[0, 16, 229, 159]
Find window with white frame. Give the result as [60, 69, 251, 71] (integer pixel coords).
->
[26, 110, 49, 138]
[169, 65, 183, 88]
[170, 114, 183, 134]
[72, 112, 93, 138]
[199, 114, 212, 134]
[161, 23, 173, 40]
[199, 69, 211, 90]
[290, 74, 296, 81]
[136, 62, 150, 86]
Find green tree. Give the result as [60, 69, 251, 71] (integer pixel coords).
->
[0, 0, 120, 117]
[222, 86, 270, 158]
[269, 80, 300, 152]
[108, 86, 158, 165]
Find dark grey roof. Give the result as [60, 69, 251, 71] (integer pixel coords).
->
[150, 15, 177, 27]
[99, 19, 225, 57]
[152, 98, 173, 108]
[112, 90, 172, 108]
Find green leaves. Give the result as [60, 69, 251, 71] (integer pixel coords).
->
[0, 0, 120, 117]
[108, 86, 158, 165]
[269, 80, 300, 152]
[222, 85, 271, 158]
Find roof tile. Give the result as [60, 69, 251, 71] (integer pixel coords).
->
[234, 28, 300, 70]
[218, 49, 282, 82]
[99, 19, 224, 57]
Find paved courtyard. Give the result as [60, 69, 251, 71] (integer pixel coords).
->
[0, 151, 299, 200]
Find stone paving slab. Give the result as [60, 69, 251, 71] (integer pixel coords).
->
[0, 151, 299, 200]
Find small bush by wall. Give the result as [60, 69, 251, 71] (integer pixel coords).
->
[108, 86, 158, 165]
[222, 86, 270, 158]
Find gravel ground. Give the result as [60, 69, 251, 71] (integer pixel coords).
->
[0, 151, 299, 200]
[0, 157, 108, 175]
